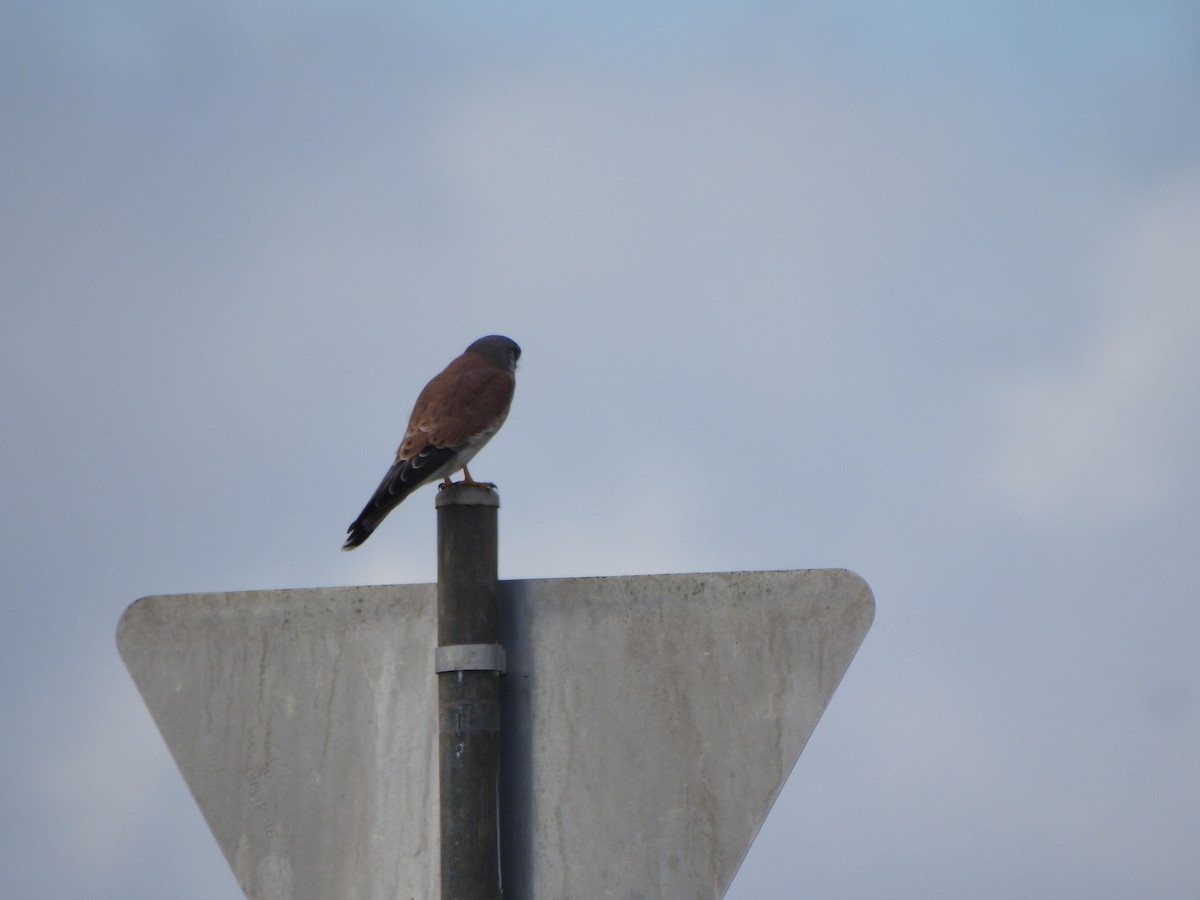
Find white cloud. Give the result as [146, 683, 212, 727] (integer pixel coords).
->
[988, 173, 1200, 527]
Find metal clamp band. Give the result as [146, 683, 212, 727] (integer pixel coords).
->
[434, 643, 507, 674]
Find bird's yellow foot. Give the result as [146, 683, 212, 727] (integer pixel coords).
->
[439, 467, 497, 491]
[463, 467, 496, 490]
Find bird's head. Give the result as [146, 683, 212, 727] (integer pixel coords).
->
[467, 335, 521, 372]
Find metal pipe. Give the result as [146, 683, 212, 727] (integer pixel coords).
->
[436, 485, 503, 900]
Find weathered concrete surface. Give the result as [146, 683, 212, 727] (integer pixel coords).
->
[499, 569, 873, 899]
[118, 569, 873, 900]
[118, 585, 440, 900]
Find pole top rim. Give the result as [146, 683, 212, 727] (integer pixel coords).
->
[435, 484, 501, 508]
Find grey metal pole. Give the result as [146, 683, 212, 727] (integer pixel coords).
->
[435, 485, 504, 900]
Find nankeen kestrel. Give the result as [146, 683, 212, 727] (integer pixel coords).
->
[342, 335, 520, 550]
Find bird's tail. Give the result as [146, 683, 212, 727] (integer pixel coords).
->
[342, 506, 388, 550]
[342, 460, 413, 550]
[342, 446, 461, 549]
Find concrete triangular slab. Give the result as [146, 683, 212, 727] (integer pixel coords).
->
[498, 569, 873, 898]
[118, 569, 872, 900]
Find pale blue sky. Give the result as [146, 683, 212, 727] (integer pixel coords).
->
[3, 2, 1198, 898]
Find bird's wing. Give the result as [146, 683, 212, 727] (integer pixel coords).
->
[398, 356, 515, 459]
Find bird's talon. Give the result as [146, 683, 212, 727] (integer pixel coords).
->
[439, 478, 496, 491]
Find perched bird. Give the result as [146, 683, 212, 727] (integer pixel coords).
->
[343, 335, 520, 550]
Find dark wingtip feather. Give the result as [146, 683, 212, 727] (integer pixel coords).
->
[342, 487, 398, 550]
[341, 524, 371, 551]
[341, 450, 455, 550]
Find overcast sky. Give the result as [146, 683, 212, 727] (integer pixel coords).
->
[3, 2, 1199, 898]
